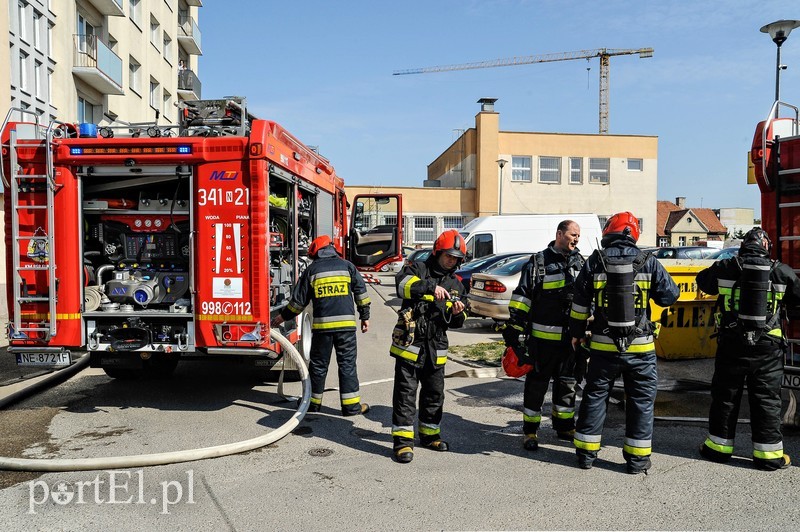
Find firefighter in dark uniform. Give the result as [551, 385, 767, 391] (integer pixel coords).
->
[391, 229, 467, 463]
[270, 235, 371, 416]
[569, 212, 679, 474]
[504, 220, 585, 450]
[697, 228, 800, 470]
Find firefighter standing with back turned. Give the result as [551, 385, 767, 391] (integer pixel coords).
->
[569, 212, 679, 474]
[504, 220, 585, 450]
[270, 235, 371, 416]
[390, 229, 467, 463]
[697, 228, 800, 470]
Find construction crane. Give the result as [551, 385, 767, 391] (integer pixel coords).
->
[393, 48, 654, 134]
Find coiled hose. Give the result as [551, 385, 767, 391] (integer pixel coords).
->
[0, 329, 310, 472]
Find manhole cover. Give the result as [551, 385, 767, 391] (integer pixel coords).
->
[308, 447, 334, 457]
[293, 426, 313, 436]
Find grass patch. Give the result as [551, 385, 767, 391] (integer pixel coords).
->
[448, 342, 504, 366]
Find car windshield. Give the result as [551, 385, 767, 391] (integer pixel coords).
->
[485, 256, 528, 275]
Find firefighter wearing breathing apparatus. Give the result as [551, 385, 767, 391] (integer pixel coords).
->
[569, 212, 679, 474]
[270, 235, 371, 416]
[503, 220, 585, 450]
[697, 228, 800, 471]
[390, 229, 467, 464]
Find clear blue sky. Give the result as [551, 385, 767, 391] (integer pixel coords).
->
[200, 0, 798, 217]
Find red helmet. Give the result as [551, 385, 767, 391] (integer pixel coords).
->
[433, 229, 466, 258]
[602, 211, 640, 243]
[308, 235, 332, 258]
[502, 346, 534, 378]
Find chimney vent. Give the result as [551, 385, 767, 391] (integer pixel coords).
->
[477, 98, 498, 112]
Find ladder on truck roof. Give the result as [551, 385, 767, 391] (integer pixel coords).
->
[0, 108, 63, 340]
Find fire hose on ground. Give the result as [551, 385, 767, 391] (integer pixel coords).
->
[0, 328, 310, 472]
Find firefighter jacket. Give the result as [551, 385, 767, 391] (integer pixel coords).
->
[568, 239, 679, 353]
[507, 242, 584, 345]
[280, 245, 370, 332]
[391, 255, 466, 368]
[695, 248, 800, 345]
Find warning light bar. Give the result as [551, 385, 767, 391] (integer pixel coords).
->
[69, 146, 193, 155]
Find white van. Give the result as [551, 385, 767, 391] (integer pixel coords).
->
[459, 214, 604, 262]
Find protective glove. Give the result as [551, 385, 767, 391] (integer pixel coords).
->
[502, 325, 521, 347]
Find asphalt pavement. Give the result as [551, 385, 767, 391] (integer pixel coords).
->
[0, 272, 798, 530]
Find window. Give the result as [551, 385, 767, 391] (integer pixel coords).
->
[678, 236, 686, 246]
[413, 216, 436, 243]
[569, 157, 583, 184]
[443, 216, 464, 229]
[162, 90, 172, 120]
[47, 68, 53, 102]
[150, 16, 160, 50]
[34, 60, 42, 99]
[598, 215, 609, 228]
[658, 237, 668, 247]
[638, 218, 644, 234]
[472, 234, 494, 259]
[33, 10, 41, 47]
[628, 158, 643, 171]
[48, 22, 53, 52]
[77, 96, 97, 123]
[589, 158, 610, 184]
[538, 156, 561, 184]
[382, 215, 397, 225]
[76, 14, 96, 54]
[18, 2, 26, 41]
[692, 236, 700, 244]
[18, 51, 28, 91]
[130, 0, 141, 28]
[163, 32, 172, 63]
[149, 79, 160, 111]
[129, 56, 140, 94]
[511, 156, 532, 182]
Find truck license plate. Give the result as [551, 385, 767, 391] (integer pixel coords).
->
[783, 372, 800, 390]
[16, 352, 71, 367]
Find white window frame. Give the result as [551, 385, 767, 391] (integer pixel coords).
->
[163, 32, 173, 64]
[162, 89, 172, 121]
[678, 236, 686, 246]
[627, 158, 643, 171]
[34, 59, 43, 99]
[511, 156, 532, 182]
[413, 216, 436, 244]
[150, 16, 160, 51]
[18, 51, 28, 91]
[129, 0, 142, 29]
[589, 158, 610, 184]
[149, 78, 160, 111]
[33, 10, 41, 47]
[18, 2, 27, 41]
[129, 56, 141, 95]
[538, 156, 561, 184]
[569, 157, 583, 184]
[443, 216, 464, 230]
[77, 95, 98, 123]
[47, 68, 53, 103]
[658, 237, 668, 247]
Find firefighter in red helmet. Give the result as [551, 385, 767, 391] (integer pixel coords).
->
[697, 227, 800, 470]
[390, 229, 467, 463]
[271, 235, 371, 416]
[569, 212, 679, 474]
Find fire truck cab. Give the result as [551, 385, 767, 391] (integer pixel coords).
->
[751, 100, 800, 390]
[1, 98, 402, 378]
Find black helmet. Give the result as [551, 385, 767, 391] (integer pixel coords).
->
[739, 228, 771, 256]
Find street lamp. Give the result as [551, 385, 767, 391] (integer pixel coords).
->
[760, 19, 800, 117]
[496, 159, 508, 215]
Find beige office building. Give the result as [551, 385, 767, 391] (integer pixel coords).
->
[1, 0, 202, 335]
[347, 98, 658, 247]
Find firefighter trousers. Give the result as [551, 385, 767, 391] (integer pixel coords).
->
[574, 350, 657, 471]
[308, 330, 363, 415]
[392, 354, 445, 450]
[702, 340, 785, 470]
[523, 341, 577, 435]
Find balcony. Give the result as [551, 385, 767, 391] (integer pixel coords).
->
[178, 13, 202, 55]
[72, 34, 124, 95]
[177, 69, 202, 100]
[86, 0, 124, 16]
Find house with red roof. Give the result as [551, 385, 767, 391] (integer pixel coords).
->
[656, 197, 727, 247]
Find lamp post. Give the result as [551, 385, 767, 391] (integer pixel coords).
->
[760, 19, 800, 117]
[496, 159, 508, 215]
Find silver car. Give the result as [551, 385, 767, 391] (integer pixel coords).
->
[468, 255, 530, 321]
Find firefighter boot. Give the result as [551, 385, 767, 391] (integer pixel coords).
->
[421, 436, 450, 452]
[343, 403, 370, 417]
[523, 434, 539, 451]
[556, 429, 576, 442]
[755, 454, 792, 471]
[394, 446, 414, 464]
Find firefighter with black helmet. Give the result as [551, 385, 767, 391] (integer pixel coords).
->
[697, 227, 800, 471]
[391, 229, 467, 463]
[270, 235, 371, 416]
[569, 211, 679, 474]
[503, 220, 585, 450]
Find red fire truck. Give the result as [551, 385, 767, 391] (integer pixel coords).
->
[751, 100, 800, 390]
[1, 98, 402, 378]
